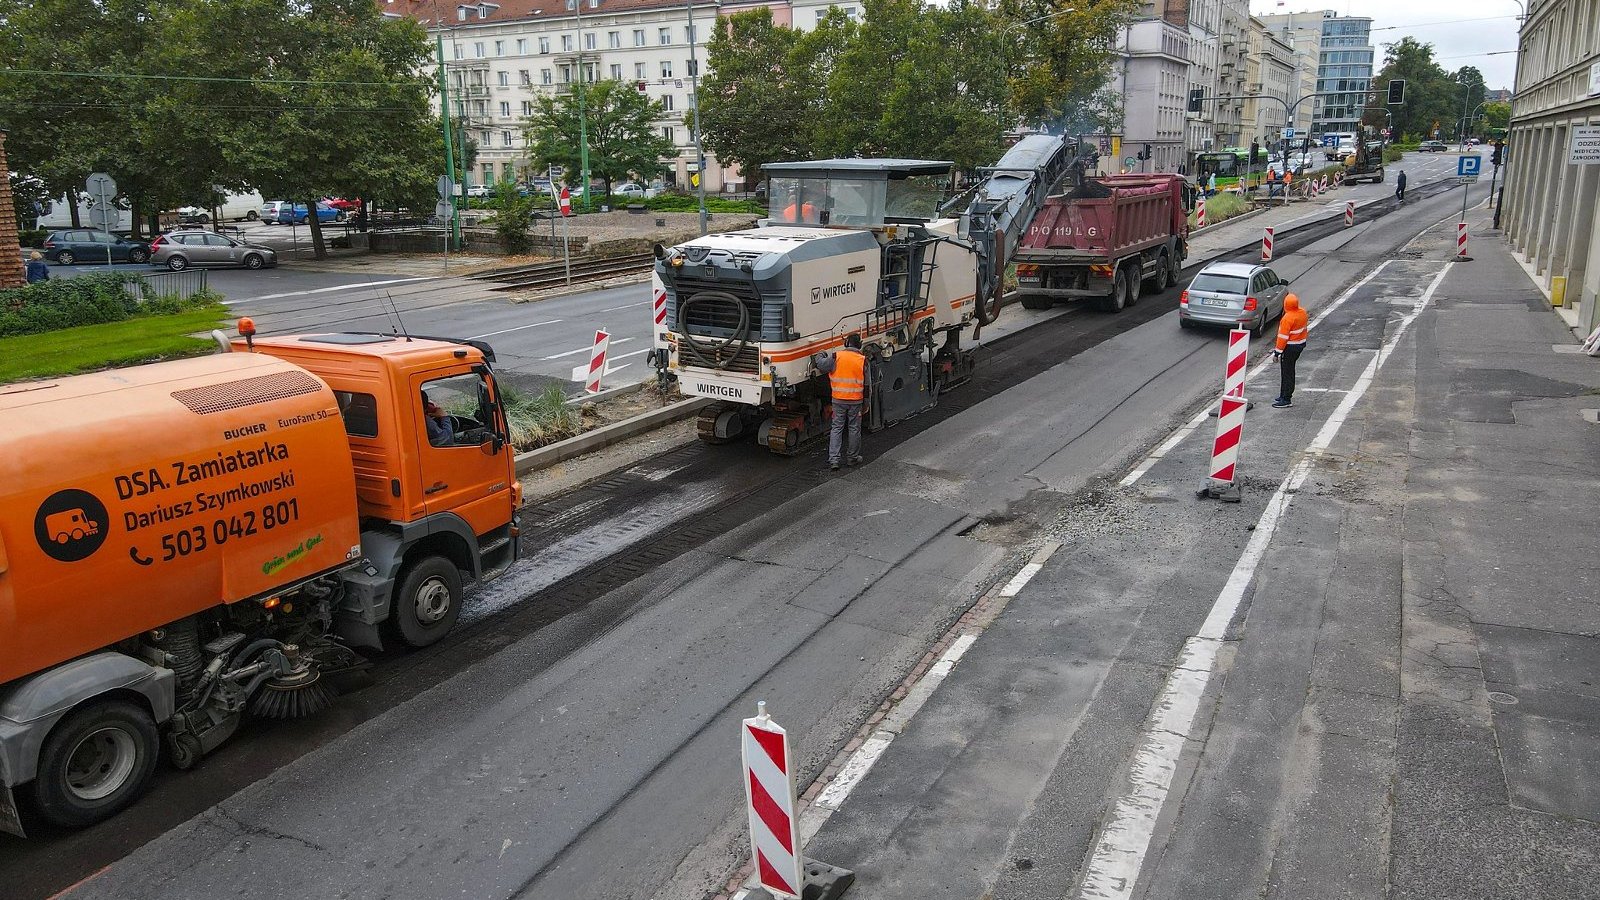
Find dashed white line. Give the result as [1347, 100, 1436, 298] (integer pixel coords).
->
[224, 276, 438, 304]
[543, 337, 635, 359]
[465, 319, 562, 339]
[601, 301, 649, 312]
[1077, 262, 1452, 900]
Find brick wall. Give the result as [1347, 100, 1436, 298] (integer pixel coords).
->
[0, 132, 23, 288]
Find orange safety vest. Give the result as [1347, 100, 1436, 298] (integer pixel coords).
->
[829, 348, 866, 402]
[1284, 170, 1293, 185]
[783, 201, 817, 223]
[1276, 301, 1309, 351]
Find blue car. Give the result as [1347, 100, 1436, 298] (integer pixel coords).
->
[270, 201, 342, 225]
[41, 229, 150, 265]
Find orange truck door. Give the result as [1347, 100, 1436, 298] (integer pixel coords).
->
[410, 369, 512, 537]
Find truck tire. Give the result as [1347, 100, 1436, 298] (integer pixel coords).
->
[1125, 263, 1142, 307]
[1102, 268, 1128, 313]
[391, 555, 462, 648]
[1019, 293, 1051, 310]
[1145, 249, 1171, 293]
[32, 699, 159, 830]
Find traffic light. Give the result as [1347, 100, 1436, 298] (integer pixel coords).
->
[1143, 143, 1152, 161]
[1188, 89, 1204, 113]
[1250, 140, 1260, 164]
[1491, 141, 1504, 167]
[1387, 79, 1405, 105]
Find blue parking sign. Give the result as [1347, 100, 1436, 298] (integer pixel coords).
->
[1458, 155, 1482, 176]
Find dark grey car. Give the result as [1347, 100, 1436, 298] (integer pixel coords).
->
[1178, 261, 1291, 335]
[150, 230, 278, 271]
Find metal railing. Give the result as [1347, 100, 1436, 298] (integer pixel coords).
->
[122, 269, 209, 302]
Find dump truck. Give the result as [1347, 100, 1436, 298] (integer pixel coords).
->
[1012, 173, 1190, 312]
[0, 327, 520, 835]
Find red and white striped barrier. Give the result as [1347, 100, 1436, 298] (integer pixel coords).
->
[1197, 197, 1207, 229]
[1224, 328, 1249, 398]
[570, 328, 611, 393]
[1457, 222, 1469, 259]
[1261, 226, 1274, 262]
[652, 287, 668, 327]
[1344, 200, 1355, 227]
[742, 702, 804, 898]
[1207, 393, 1247, 492]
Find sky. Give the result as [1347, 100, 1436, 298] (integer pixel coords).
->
[1252, 1, 1522, 90]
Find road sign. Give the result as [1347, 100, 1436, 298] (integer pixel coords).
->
[436, 175, 453, 199]
[85, 172, 116, 198]
[1458, 175, 1480, 184]
[1124, 156, 1136, 169]
[558, 186, 572, 216]
[435, 200, 454, 219]
[1321, 134, 1338, 148]
[84, 172, 118, 238]
[1570, 125, 1600, 164]
[1282, 127, 1295, 141]
[1457, 155, 1482, 176]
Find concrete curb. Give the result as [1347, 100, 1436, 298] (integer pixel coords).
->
[1189, 204, 1271, 237]
[507, 273, 651, 304]
[514, 396, 711, 476]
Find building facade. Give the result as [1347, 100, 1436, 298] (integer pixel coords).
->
[1257, 9, 1372, 136]
[1242, 17, 1296, 148]
[1502, 0, 1600, 333]
[1112, 16, 1192, 173]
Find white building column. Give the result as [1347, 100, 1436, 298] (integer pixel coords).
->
[1535, 123, 1572, 276]
[1564, 159, 1599, 317]
[1518, 126, 1552, 257]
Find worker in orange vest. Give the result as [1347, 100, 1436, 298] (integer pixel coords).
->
[814, 333, 867, 470]
[783, 200, 818, 223]
[1272, 294, 1309, 407]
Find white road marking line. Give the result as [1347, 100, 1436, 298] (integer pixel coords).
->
[543, 337, 636, 359]
[1000, 562, 1043, 597]
[608, 348, 651, 362]
[224, 276, 438, 304]
[1077, 262, 1452, 900]
[601, 301, 649, 312]
[465, 319, 562, 339]
[1121, 260, 1393, 488]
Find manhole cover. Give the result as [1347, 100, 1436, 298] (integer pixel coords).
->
[1487, 691, 1519, 705]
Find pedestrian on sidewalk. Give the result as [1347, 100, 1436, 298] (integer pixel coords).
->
[24, 251, 49, 284]
[814, 333, 867, 470]
[1272, 294, 1309, 408]
[1207, 172, 1217, 197]
[1395, 170, 1407, 202]
[1266, 166, 1278, 197]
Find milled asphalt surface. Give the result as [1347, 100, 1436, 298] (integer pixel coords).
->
[13, 153, 1552, 900]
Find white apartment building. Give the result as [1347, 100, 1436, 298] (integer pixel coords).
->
[1243, 17, 1297, 149]
[395, 0, 732, 191]
[1112, 16, 1192, 174]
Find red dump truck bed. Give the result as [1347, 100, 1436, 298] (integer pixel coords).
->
[1016, 173, 1188, 262]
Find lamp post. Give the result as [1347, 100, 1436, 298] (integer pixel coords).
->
[434, 32, 462, 249]
[687, 0, 708, 235]
[575, 0, 591, 210]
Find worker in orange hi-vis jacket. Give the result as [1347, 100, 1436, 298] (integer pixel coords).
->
[1272, 294, 1309, 408]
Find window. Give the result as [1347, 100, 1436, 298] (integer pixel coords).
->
[494, 40, 504, 56]
[454, 42, 463, 59]
[519, 69, 531, 85]
[635, 62, 647, 79]
[474, 42, 485, 58]
[541, 68, 553, 85]
[633, 29, 646, 46]
[584, 33, 595, 50]
[474, 100, 487, 116]
[334, 392, 379, 438]
[521, 100, 534, 115]
[500, 101, 511, 116]
[659, 27, 671, 45]
[686, 24, 696, 43]
[661, 60, 673, 78]
[559, 66, 570, 83]
[517, 38, 528, 54]
[662, 94, 674, 110]
[608, 31, 620, 48]
[610, 63, 622, 79]
[539, 36, 550, 53]
[497, 71, 509, 86]
[663, 126, 675, 142]
[503, 132, 513, 147]
[561, 34, 573, 51]
[481, 131, 491, 145]
[686, 58, 697, 77]
[419, 373, 494, 448]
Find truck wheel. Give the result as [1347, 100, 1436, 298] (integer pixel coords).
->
[391, 556, 462, 648]
[32, 700, 159, 829]
[1103, 268, 1128, 313]
[1125, 264, 1142, 306]
[1145, 250, 1171, 293]
[1019, 294, 1050, 310]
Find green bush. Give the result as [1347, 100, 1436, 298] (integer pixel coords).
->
[17, 228, 48, 248]
[1382, 146, 1404, 164]
[0, 275, 221, 338]
[1190, 191, 1246, 228]
[501, 383, 582, 450]
[641, 194, 764, 215]
[487, 183, 537, 254]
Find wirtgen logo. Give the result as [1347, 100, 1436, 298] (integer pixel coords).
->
[809, 282, 858, 304]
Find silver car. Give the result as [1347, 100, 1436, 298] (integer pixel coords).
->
[1178, 261, 1291, 335]
[150, 230, 278, 271]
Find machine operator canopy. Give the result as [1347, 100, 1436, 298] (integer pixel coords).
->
[764, 158, 953, 228]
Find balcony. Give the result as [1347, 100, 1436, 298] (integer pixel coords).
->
[461, 83, 491, 98]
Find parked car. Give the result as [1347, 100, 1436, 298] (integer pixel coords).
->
[1179, 261, 1292, 336]
[148, 229, 278, 271]
[40, 229, 150, 265]
[262, 200, 341, 225]
[466, 185, 494, 199]
[321, 197, 360, 212]
[1419, 141, 1448, 152]
[176, 191, 266, 223]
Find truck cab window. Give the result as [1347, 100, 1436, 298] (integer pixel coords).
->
[333, 390, 379, 437]
[419, 372, 493, 448]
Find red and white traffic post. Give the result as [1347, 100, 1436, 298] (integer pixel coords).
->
[559, 185, 574, 287]
[1457, 221, 1469, 260]
[1344, 200, 1355, 227]
[740, 702, 854, 900]
[1200, 328, 1250, 501]
[570, 329, 610, 394]
[1197, 197, 1207, 229]
[1261, 226, 1274, 262]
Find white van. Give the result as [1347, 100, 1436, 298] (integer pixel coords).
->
[177, 191, 266, 222]
[36, 193, 134, 232]
[1325, 132, 1357, 160]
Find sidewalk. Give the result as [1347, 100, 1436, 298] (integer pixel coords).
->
[797, 197, 1600, 897]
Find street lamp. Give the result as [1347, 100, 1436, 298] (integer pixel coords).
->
[686, 0, 708, 236]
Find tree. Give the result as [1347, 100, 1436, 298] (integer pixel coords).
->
[523, 79, 675, 199]
[1480, 100, 1511, 137]
[697, 9, 808, 181]
[487, 181, 535, 254]
[1003, 0, 1140, 134]
[1368, 37, 1460, 143]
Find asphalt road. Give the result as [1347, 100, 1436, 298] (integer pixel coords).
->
[0, 153, 1486, 899]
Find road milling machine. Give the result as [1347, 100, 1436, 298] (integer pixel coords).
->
[648, 134, 1082, 453]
